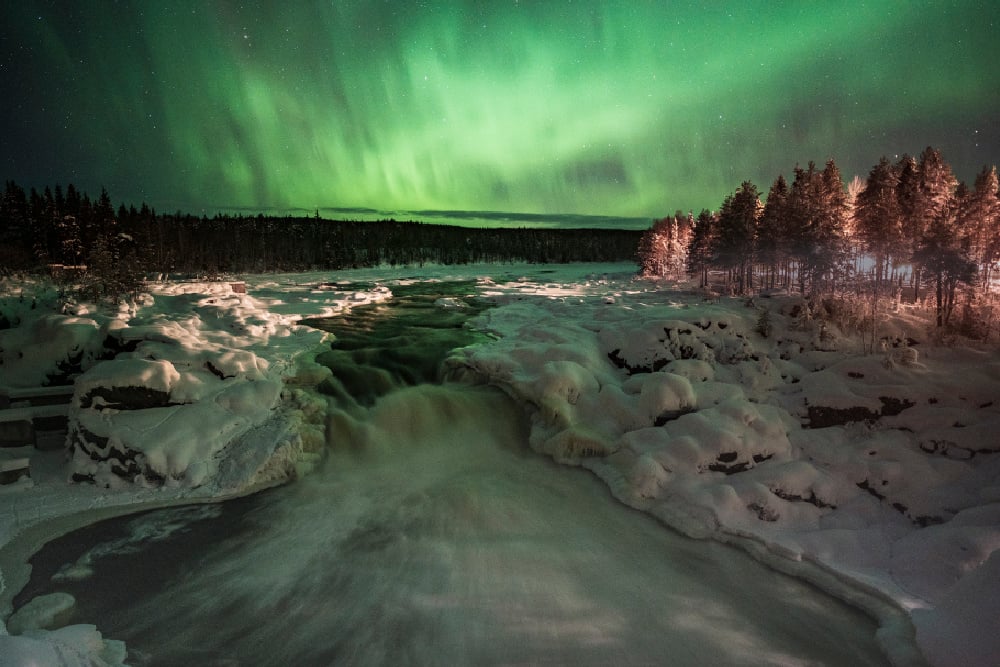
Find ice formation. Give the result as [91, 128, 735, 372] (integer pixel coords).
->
[1, 264, 998, 666]
[448, 274, 1000, 666]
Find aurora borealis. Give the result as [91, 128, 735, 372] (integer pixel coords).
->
[2, 1, 997, 225]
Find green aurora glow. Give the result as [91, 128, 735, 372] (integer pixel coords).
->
[2, 1, 997, 225]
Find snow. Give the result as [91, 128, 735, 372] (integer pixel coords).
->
[1, 263, 998, 666]
[5, 592, 76, 635]
[912, 548, 1000, 667]
[0, 625, 126, 667]
[445, 270, 1000, 666]
[0, 271, 391, 662]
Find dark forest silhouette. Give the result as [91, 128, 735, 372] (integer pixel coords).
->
[0, 181, 640, 295]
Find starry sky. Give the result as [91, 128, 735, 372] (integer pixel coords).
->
[1, 1, 997, 227]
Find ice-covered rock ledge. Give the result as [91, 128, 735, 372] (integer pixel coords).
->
[449, 288, 1000, 667]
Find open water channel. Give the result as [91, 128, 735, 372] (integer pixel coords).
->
[13, 280, 889, 665]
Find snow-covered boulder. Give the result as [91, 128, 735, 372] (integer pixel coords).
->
[61, 282, 327, 490]
[6, 592, 76, 635]
[0, 624, 127, 667]
[0, 313, 111, 387]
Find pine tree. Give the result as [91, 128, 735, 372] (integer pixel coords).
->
[637, 216, 673, 277]
[854, 156, 903, 352]
[961, 165, 1000, 291]
[914, 194, 977, 328]
[758, 174, 790, 289]
[672, 210, 693, 276]
[917, 147, 958, 221]
[714, 181, 760, 293]
[687, 209, 717, 287]
[905, 147, 958, 300]
[0, 181, 31, 271]
[813, 158, 848, 291]
[787, 162, 826, 292]
[855, 157, 902, 285]
[56, 215, 84, 266]
[843, 174, 866, 280]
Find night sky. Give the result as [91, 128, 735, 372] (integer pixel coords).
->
[2, 1, 997, 226]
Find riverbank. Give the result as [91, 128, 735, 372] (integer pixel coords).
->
[449, 273, 999, 667]
[1, 264, 997, 665]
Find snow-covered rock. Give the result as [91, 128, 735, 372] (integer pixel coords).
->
[449, 282, 1000, 666]
[0, 624, 127, 667]
[3, 266, 998, 667]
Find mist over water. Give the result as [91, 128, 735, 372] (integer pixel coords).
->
[15, 281, 890, 665]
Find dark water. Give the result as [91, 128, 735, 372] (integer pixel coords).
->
[301, 279, 492, 408]
[13, 280, 890, 666]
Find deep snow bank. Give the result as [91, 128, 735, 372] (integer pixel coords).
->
[448, 283, 1000, 667]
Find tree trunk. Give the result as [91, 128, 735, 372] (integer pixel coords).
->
[936, 271, 944, 328]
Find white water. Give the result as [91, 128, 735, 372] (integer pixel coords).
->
[24, 383, 888, 665]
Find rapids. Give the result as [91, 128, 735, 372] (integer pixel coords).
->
[11, 280, 890, 665]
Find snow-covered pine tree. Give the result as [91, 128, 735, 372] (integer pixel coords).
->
[637, 212, 691, 279]
[637, 216, 673, 277]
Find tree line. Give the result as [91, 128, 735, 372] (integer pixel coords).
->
[0, 180, 641, 293]
[638, 147, 1000, 335]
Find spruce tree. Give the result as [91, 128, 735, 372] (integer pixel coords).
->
[714, 181, 760, 293]
[758, 174, 790, 289]
[814, 158, 848, 291]
[687, 209, 717, 288]
[854, 156, 903, 352]
[787, 162, 825, 292]
[637, 217, 673, 277]
[914, 194, 977, 328]
[961, 165, 1000, 291]
[907, 147, 958, 300]
[855, 156, 902, 285]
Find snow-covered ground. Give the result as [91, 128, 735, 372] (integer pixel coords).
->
[1, 264, 997, 666]
[0, 271, 393, 663]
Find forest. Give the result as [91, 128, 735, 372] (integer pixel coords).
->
[637, 147, 1000, 339]
[4, 144, 998, 341]
[0, 181, 640, 297]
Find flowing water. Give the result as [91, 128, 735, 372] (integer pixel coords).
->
[13, 280, 889, 666]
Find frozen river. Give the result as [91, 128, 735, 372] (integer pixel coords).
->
[15, 279, 890, 665]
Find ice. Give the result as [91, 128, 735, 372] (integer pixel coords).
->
[5, 592, 75, 634]
[447, 271, 1000, 665]
[913, 550, 1000, 667]
[0, 624, 127, 667]
[2, 263, 999, 665]
[16, 385, 889, 665]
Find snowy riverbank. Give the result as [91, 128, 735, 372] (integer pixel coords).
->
[1, 264, 997, 666]
[0, 271, 394, 662]
[448, 275, 999, 667]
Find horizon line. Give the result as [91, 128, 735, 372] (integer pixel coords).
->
[164, 205, 656, 229]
